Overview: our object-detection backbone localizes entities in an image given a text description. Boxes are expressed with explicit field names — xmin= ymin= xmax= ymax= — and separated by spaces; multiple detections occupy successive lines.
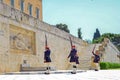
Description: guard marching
xmin=68 ymin=45 xmax=79 ymax=74
xmin=92 ymin=45 xmax=100 ymax=71
xmin=44 ymin=46 xmax=51 ymax=74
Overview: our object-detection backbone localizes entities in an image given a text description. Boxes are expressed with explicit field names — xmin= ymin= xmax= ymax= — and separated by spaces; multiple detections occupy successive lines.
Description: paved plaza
xmin=0 ymin=70 xmax=120 ymax=80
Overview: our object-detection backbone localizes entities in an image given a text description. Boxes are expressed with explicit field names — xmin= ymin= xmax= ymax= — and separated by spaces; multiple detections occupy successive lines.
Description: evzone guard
xmin=92 ymin=45 xmax=100 ymax=71
xmin=44 ymin=46 xmax=51 ymax=74
xmin=44 ymin=34 xmax=51 ymax=74
xmin=68 ymin=37 xmax=79 ymax=74
xmin=68 ymin=45 xmax=79 ymax=74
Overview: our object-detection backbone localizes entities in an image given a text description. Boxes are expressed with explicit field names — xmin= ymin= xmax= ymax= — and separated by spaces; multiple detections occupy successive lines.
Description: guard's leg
xmin=71 ymin=62 xmax=77 ymax=74
xmin=45 ymin=63 xmax=50 ymax=74
xmin=95 ymin=63 xmax=99 ymax=71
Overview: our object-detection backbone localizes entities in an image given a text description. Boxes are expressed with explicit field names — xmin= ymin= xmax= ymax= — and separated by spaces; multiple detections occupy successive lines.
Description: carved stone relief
xmin=9 ymin=25 xmax=36 ymax=54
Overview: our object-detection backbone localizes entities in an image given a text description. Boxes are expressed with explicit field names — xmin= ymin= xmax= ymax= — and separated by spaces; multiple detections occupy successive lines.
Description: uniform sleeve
xmin=44 ymin=51 xmax=46 ymax=60
xmin=92 ymin=51 xmax=95 ymax=55
xmin=68 ymin=51 xmax=72 ymax=58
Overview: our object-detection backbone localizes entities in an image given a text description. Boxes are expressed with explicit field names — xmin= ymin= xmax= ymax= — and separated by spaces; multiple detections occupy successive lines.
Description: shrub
xmin=100 ymin=62 xmax=120 ymax=69
xmin=100 ymin=62 xmax=108 ymax=69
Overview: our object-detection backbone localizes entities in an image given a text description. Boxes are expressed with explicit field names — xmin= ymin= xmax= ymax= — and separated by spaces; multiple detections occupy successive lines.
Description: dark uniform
xmin=75 ymin=56 xmax=79 ymax=64
xmin=68 ymin=48 xmax=79 ymax=64
xmin=92 ymin=52 xmax=100 ymax=63
xmin=92 ymin=51 xmax=100 ymax=71
xmin=44 ymin=48 xmax=51 ymax=62
xmin=68 ymin=46 xmax=79 ymax=74
xmin=44 ymin=47 xmax=51 ymax=74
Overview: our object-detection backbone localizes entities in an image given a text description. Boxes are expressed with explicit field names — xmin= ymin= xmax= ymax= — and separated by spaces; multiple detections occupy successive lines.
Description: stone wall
xmin=0 ymin=2 xmax=88 ymax=74
xmin=101 ymin=40 xmax=120 ymax=63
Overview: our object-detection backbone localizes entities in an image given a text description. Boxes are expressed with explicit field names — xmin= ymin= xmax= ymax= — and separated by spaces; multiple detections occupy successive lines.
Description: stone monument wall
xmin=0 ymin=2 xmax=88 ymax=73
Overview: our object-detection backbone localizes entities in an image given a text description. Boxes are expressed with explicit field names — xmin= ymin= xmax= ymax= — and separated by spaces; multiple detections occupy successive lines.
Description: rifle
xmin=92 ymin=44 xmax=96 ymax=53
xmin=45 ymin=34 xmax=48 ymax=48
xmin=69 ymin=36 xmax=73 ymax=49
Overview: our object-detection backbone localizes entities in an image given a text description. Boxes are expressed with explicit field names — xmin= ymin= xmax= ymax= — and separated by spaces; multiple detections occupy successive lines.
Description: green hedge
xmin=100 ymin=62 xmax=120 ymax=69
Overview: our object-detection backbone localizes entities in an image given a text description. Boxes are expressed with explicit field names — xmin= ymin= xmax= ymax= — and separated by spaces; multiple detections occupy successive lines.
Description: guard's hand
xmin=67 ymin=58 xmax=69 ymax=61
xmin=44 ymin=60 xmax=46 ymax=63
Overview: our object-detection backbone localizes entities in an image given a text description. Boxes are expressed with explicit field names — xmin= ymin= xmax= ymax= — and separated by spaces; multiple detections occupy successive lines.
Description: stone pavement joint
xmin=4 ymin=70 xmax=87 ymax=75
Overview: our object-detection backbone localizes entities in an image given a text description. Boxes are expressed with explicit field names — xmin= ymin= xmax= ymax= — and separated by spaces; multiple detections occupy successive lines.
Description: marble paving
xmin=0 ymin=70 xmax=120 ymax=80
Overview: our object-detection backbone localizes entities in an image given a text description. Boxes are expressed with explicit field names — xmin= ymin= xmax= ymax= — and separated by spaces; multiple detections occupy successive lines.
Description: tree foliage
xmin=55 ymin=23 xmax=70 ymax=33
xmin=93 ymin=33 xmax=120 ymax=51
xmin=93 ymin=28 xmax=101 ymax=41
xmin=100 ymin=62 xmax=120 ymax=69
xmin=78 ymin=28 xmax=82 ymax=39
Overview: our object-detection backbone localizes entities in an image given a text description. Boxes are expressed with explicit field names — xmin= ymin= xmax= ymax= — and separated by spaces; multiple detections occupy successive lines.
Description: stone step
xmin=20 ymin=67 xmax=56 ymax=72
